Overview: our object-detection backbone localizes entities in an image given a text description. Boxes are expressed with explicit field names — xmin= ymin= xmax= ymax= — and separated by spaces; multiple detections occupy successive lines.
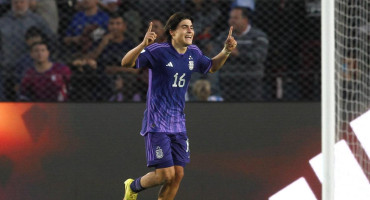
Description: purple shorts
xmin=144 ymin=132 xmax=190 ymax=169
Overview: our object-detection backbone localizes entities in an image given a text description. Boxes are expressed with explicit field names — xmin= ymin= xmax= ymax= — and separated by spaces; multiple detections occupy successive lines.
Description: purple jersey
xmin=20 ymin=63 xmax=71 ymax=101
xmin=135 ymin=42 xmax=212 ymax=135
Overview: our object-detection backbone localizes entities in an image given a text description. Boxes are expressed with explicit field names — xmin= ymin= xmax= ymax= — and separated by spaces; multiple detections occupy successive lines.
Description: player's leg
xmin=123 ymin=132 xmax=189 ymax=200
xmin=123 ymin=166 xmax=175 ymax=200
xmin=157 ymin=165 xmax=184 ymax=200
xmin=157 ymin=132 xmax=190 ymax=199
xmin=123 ymin=132 xmax=174 ymax=200
xmin=140 ymin=165 xmax=175 ymax=187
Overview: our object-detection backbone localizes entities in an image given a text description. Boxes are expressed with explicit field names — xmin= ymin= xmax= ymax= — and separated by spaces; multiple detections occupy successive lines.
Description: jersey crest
xmin=188 ymin=55 xmax=194 ymax=70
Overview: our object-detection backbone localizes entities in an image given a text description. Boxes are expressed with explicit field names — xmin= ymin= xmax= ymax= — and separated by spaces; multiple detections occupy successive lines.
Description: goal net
xmin=335 ymin=0 xmax=370 ymax=180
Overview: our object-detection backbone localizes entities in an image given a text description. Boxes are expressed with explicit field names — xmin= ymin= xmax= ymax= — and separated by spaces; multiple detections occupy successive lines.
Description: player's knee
xmin=175 ymin=169 xmax=184 ymax=182
xmin=156 ymin=167 xmax=176 ymax=184
xmin=162 ymin=171 xmax=176 ymax=184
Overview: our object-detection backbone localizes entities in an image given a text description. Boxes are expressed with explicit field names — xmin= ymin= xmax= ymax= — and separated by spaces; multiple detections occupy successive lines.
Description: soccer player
xmin=120 ymin=12 xmax=237 ymax=200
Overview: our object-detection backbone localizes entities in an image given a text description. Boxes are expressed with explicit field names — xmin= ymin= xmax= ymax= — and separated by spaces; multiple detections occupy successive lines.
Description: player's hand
xmin=101 ymin=33 xmax=114 ymax=46
xmin=142 ymin=22 xmax=157 ymax=47
xmin=224 ymin=26 xmax=237 ymax=54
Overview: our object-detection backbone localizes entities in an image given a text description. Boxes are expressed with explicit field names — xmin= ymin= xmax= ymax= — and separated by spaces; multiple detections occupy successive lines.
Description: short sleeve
xmin=189 ymin=45 xmax=212 ymax=74
xmin=197 ymin=55 xmax=212 ymax=74
xmin=135 ymin=49 xmax=153 ymax=69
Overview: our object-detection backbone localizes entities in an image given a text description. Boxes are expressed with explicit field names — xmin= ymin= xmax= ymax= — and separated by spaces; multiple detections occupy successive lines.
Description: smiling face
xmin=170 ymin=19 xmax=194 ymax=47
xmin=108 ymin=17 xmax=126 ymax=36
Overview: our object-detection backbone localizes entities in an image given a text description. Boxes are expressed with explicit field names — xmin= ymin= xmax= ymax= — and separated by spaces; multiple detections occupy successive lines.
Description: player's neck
xmin=35 ymin=61 xmax=53 ymax=73
xmin=171 ymin=41 xmax=188 ymax=54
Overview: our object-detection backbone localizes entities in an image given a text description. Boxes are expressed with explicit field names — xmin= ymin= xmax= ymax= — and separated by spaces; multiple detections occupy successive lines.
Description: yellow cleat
xmin=123 ymin=179 xmax=138 ymax=200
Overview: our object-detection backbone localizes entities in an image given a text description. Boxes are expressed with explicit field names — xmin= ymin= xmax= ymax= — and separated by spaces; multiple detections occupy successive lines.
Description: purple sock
xmin=130 ymin=177 xmax=145 ymax=193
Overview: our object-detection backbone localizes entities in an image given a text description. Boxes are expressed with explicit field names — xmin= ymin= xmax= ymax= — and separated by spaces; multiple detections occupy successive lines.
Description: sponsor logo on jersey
xmin=166 ymin=62 xmax=173 ymax=67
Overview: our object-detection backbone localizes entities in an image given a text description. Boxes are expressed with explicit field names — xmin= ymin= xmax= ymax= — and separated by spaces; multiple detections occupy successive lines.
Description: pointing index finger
xmin=228 ymin=26 xmax=233 ymax=38
xmin=147 ymin=22 xmax=153 ymax=33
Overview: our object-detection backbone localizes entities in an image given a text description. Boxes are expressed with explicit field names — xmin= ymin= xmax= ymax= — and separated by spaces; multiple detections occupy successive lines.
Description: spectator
xmin=192 ymin=79 xmax=223 ymax=101
xmin=68 ymin=54 xmax=98 ymax=101
xmin=13 ymin=27 xmax=51 ymax=96
xmin=14 ymin=27 xmax=48 ymax=85
xmin=98 ymin=0 xmax=120 ymax=13
xmin=90 ymin=13 xmax=136 ymax=100
xmin=90 ymin=13 xmax=134 ymax=61
xmin=63 ymin=0 xmax=109 ymax=55
xmin=0 ymin=0 xmax=54 ymax=68
xmin=231 ymin=0 xmax=255 ymax=11
xmin=19 ymin=42 xmax=71 ymax=101
xmin=29 ymin=0 xmax=59 ymax=34
xmin=214 ymin=6 xmax=268 ymax=101
xmin=0 ymin=0 xmax=55 ymax=100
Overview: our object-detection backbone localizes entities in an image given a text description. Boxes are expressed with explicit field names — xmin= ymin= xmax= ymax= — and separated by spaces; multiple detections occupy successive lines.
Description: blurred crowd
xmin=0 ymin=0 xmax=322 ymax=102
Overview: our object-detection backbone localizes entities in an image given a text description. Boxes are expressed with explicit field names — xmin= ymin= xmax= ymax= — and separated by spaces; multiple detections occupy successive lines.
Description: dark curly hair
xmin=164 ymin=12 xmax=193 ymax=42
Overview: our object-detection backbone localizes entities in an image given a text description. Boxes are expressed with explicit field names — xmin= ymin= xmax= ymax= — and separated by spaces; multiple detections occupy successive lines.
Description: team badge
xmin=188 ymin=56 xmax=194 ymax=70
xmin=189 ymin=61 xmax=194 ymax=70
xmin=155 ymin=146 xmax=163 ymax=159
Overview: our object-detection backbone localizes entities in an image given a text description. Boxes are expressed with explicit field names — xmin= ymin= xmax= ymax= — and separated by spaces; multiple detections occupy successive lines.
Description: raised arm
xmin=121 ymin=22 xmax=157 ymax=68
xmin=209 ymin=26 xmax=237 ymax=73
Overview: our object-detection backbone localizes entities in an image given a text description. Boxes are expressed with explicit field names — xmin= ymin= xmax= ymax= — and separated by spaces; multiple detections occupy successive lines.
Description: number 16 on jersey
xmin=172 ymin=73 xmax=186 ymax=87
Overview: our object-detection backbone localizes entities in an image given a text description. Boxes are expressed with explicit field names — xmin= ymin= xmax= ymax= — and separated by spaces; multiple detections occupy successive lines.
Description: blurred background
xmin=0 ymin=0 xmax=321 ymax=102
xmin=0 ymin=103 xmax=321 ymax=199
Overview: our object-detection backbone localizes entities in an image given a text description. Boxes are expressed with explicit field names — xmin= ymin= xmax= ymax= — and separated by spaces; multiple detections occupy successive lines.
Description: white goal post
xmin=322 ymin=0 xmax=370 ymax=200
xmin=321 ymin=0 xmax=335 ymax=199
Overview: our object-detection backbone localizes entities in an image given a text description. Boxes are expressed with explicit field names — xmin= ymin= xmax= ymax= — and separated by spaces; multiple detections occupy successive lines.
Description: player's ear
xmin=170 ymin=29 xmax=176 ymax=37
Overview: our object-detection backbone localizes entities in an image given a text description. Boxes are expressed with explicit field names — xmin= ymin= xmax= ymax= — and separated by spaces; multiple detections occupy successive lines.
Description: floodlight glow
xmin=350 ymin=109 xmax=370 ymax=157
xmin=309 ymin=140 xmax=370 ymax=200
xmin=269 ymin=177 xmax=317 ymax=200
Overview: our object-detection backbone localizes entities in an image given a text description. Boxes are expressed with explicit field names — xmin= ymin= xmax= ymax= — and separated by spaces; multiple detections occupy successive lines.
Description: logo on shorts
xmin=155 ymin=146 xmax=163 ymax=159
